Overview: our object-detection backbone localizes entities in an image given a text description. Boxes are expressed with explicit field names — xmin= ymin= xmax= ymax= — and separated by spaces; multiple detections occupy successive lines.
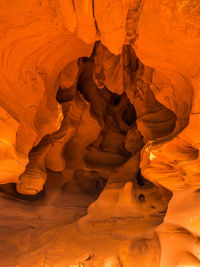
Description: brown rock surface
xmin=0 ymin=0 xmax=200 ymax=266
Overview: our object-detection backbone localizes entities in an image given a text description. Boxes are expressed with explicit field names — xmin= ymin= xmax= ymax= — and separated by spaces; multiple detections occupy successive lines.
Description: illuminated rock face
xmin=0 ymin=0 xmax=200 ymax=266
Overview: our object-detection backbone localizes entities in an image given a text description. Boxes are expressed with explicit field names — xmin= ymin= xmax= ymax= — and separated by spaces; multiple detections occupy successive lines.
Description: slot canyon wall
xmin=0 ymin=0 xmax=200 ymax=266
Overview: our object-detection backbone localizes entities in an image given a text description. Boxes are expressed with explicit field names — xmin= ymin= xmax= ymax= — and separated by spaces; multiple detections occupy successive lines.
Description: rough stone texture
xmin=0 ymin=0 xmax=200 ymax=266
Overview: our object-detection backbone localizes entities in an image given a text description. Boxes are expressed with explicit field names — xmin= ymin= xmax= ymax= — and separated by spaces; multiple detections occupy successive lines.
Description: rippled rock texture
xmin=0 ymin=0 xmax=200 ymax=266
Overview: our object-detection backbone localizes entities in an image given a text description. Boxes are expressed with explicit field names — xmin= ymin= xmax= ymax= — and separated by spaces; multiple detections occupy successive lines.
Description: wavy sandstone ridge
xmin=0 ymin=0 xmax=200 ymax=266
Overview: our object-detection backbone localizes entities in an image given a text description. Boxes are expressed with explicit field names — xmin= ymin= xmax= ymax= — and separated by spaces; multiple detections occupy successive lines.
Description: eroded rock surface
xmin=0 ymin=0 xmax=200 ymax=266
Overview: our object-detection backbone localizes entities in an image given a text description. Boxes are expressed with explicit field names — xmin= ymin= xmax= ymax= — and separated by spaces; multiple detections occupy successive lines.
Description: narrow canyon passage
xmin=0 ymin=42 xmax=173 ymax=266
xmin=1 ymin=1 xmax=200 ymax=266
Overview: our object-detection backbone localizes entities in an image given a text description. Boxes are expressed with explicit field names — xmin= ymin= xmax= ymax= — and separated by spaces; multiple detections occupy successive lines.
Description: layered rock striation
xmin=0 ymin=0 xmax=200 ymax=266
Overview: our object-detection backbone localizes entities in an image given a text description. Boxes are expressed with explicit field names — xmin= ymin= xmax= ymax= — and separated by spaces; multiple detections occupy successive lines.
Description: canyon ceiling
xmin=0 ymin=0 xmax=200 ymax=266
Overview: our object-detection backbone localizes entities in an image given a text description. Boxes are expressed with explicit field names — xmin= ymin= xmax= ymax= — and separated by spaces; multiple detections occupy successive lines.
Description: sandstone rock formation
xmin=0 ymin=0 xmax=200 ymax=266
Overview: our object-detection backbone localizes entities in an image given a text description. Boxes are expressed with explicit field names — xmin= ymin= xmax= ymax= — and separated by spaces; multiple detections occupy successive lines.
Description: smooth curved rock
xmin=0 ymin=0 xmax=200 ymax=266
